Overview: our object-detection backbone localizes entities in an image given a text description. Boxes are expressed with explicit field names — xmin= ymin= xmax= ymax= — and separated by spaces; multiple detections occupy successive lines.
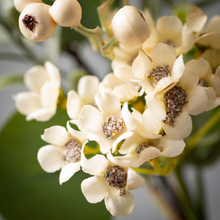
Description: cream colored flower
xmin=14 ymin=61 xmax=60 ymax=121
xmin=186 ymin=58 xmax=219 ymax=110
xmin=142 ymin=15 xmax=194 ymax=56
xmin=79 ymin=92 xmax=136 ymax=154
xmin=67 ymin=75 xmax=99 ymax=119
xmin=111 ymin=43 xmax=141 ymax=70
xmin=132 ymin=43 xmax=185 ymax=96
xmin=146 ymin=67 xmax=208 ymax=140
xmin=81 ymin=150 xmax=145 ymax=216
xmin=38 ymin=124 xmax=88 ymax=184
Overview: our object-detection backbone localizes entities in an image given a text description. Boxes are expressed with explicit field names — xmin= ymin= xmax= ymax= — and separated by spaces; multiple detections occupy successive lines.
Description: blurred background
xmin=1 ymin=0 xmax=220 ymax=220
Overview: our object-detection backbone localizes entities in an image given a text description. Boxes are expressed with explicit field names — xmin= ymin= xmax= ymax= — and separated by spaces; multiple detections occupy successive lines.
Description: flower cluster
xmin=13 ymin=1 xmax=220 ymax=217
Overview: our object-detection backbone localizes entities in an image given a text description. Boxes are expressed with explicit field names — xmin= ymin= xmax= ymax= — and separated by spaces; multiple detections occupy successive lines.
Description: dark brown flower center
xmin=104 ymin=165 xmax=127 ymax=190
xmin=62 ymin=139 xmax=81 ymax=163
xmin=163 ymin=86 xmax=188 ymax=126
xmin=164 ymin=40 xmax=176 ymax=48
xmin=148 ymin=65 xmax=171 ymax=87
xmin=22 ymin=14 xmax=38 ymax=32
xmin=135 ymin=141 xmax=161 ymax=156
xmin=103 ymin=116 xmax=125 ymax=139
xmin=198 ymin=79 xmax=208 ymax=87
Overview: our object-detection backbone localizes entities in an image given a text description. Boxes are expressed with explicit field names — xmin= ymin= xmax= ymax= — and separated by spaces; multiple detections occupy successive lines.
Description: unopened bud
xmin=49 ymin=0 xmax=82 ymax=28
xmin=19 ymin=3 xmax=57 ymax=42
xmin=111 ymin=6 xmax=151 ymax=47
xmin=14 ymin=0 xmax=42 ymax=13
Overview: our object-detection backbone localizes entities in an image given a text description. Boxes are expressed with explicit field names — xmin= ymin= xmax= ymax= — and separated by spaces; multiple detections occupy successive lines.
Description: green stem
xmin=195 ymin=167 xmax=206 ymax=220
xmin=187 ymin=109 xmax=220 ymax=149
xmin=174 ymin=166 xmax=198 ymax=220
xmin=123 ymin=0 xmax=130 ymax=6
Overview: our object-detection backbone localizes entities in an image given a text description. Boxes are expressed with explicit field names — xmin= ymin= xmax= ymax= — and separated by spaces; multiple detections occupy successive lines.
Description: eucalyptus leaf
xmin=0 ymin=109 xmax=110 ymax=220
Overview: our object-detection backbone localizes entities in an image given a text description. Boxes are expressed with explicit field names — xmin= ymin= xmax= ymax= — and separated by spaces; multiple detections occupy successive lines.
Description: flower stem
xmin=187 ymin=108 xmax=220 ymax=149
xmin=123 ymin=0 xmax=130 ymax=6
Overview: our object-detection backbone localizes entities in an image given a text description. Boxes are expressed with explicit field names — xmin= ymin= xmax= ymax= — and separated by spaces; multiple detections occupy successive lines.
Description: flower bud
xmin=111 ymin=6 xmax=151 ymax=47
xmin=19 ymin=3 xmax=57 ymax=42
xmin=14 ymin=0 xmax=43 ymax=13
xmin=49 ymin=0 xmax=82 ymax=28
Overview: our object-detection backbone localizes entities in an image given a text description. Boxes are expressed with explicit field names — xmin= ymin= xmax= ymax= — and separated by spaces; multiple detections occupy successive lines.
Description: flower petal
xmin=66 ymin=120 xmax=88 ymax=144
xmin=95 ymin=92 xmax=121 ymax=116
xmin=159 ymin=136 xmax=185 ymax=157
xmin=171 ymin=54 xmax=185 ymax=80
xmin=81 ymin=176 xmax=108 ymax=203
xmin=132 ymin=50 xmax=152 ymax=80
xmin=14 ymin=91 xmax=41 ymax=115
xmin=185 ymin=86 xmax=208 ymax=115
xmin=126 ymin=168 xmax=145 ymax=190
xmin=26 ymin=108 xmax=55 ymax=122
xmin=41 ymin=126 xmax=70 ymax=147
xmin=143 ymin=108 xmax=162 ymax=135
xmin=107 ymin=151 xmax=131 ymax=168
xmin=79 ymin=105 xmax=103 ymax=132
xmin=59 ymin=162 xmax=80 ymax=185
xmin=113 ymin=84 xmax=139 ymax=102
xmin=162 ymin=112 xmax=192 ymax=140
xmin=37 ymin=145 xmax=63 ymax=173
xmin=114 ymin=66 xmax=135 ymax=83
xmin=121 ymin=102 xmax=137 ymax=131
xmin=205 ymin=15 xmax=220 ymax=33
xmin=138 ymin=147 xmax=162 ymax=165
xmin=105 ymin=187 xmax=134 ymax=216
xmin=87 ymin=132 xmax=113 ymax=154
xmin=24 ymin=65 xmax=49 ymax=91
xmin=81 ymin=145 xmax=108 ymax=176
xmin=203 ymin=87 xmax=217 ymax=110
xmin=44 ymin=61 xmax=61 ymax=83
xmin=67 ymin=90 xmax=83 ymax=119
xmin=40 ymin=80 xmax=59 ymax=110
xmin=151 ymin=43 xmax=176 ymax=68
xmin=146 ymin=94 xmax=166 ymax=121
xmin=196 ymin=32 xmax=220 ymax=50
xmin=78 ymin=75 xmax=99 ymax=103
xmin=157 ymin=16 xmax=182 ymax=41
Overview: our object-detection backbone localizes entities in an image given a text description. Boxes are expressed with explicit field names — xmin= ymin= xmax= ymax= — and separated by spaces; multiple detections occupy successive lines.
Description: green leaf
xmin=0 ymin=74 xmax=23 ymax=90
xmin=0 ymin=109 xmax=110 ymax=220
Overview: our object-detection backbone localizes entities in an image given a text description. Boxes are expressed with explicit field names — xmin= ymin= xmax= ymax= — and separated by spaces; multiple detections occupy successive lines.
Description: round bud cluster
xmin=111 ymin=6 xmax=151 ymax=47
xmin=15 ymin=0 xmax=82 ymax=42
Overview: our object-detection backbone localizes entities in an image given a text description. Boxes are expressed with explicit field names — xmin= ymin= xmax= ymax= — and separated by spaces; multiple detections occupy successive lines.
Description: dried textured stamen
xmin=62 ymin=139 xmax=81 ymax=163
xmin=148 ymin=65 xmax=171 ymax=87
xmin=103 ymin=116 xmax=125 ymax=139
xmin=198 ymin=79 xmax=208 ymax=87
xmin=164 ymin=40 xmax=176 ymax=48
xmin=136 ymin=141 xmax=156 ymax=156
xmin=163 ymin=86 xmax=188 ymax=126
xmin=104 ymin=165 xmax=127 ymax=190
xmin=22 ymin=14 xmax=38 ymax=32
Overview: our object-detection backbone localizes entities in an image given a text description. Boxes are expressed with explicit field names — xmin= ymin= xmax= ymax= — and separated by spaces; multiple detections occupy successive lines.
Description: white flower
xmin=186 ymin=58 xmax=219 ymax=110
xmin=37 ymin=123 xmax=88 ymax=184
xmin=14 ymin=0 xmax=42 ymax=13
xmin=142 ymin=15 xmax=194 ymax=56
xmin=79 ymin=92 xmax=136 ymax=154
xmin=146 ymin=67 xmax=208 ymax=140
xmin=81 ymin=150 xmax=145 ymax=216
xmin=132 ymin=43 xmax=185 ymax=96
xmin=14 ymin=61 xmax=60 ymax=121
xmin=67 ymin=75 xmax=100 ymax=119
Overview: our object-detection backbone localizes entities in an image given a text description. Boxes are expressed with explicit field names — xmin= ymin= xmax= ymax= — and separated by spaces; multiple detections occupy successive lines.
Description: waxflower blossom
xmin=142 ymin=15 xmax=194 ymax=56
xmin=14 ymin=61 xmax=60 ymax=121
xmin=132 ymin=43 xmax=185 ymax=96
xmin=111 ymin=6 xmax=151 ymax=47
xmin=186 ymin=58 xmax=219 ymax=110
xmin=38 ymin=124 xmax=88 ymax=185
xmin=79 ymin=92 xmax=136 ymax=154
xmin=19 ymin=3 xmax=57 ymax=42
xmin=67 ymin=75 xmax=100 ymax=119
xmin=81 ymin=149 xmax=145 ymax=216
xmin=146 ymin=67 xmax=208 ymax=140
